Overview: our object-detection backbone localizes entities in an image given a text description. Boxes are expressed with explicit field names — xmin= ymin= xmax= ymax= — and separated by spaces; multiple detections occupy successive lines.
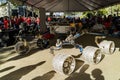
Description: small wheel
xmin=15 ymin=41 xmax=30 ymax=55
xmin=37 ymin=39 xmax=49 ymax=49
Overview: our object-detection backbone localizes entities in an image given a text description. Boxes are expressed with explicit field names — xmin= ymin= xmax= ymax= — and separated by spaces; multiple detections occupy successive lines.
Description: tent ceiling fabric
xmin=25 ymin=0 xmax=120 ymax=12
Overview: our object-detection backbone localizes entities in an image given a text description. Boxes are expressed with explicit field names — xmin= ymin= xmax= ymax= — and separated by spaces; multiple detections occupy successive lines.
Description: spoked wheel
xmin=15 ymin=42 xmax=30 ymax=55
xmin=37 ymin=39 xmax=49 ymax=49
xmin=82 ymin=46 xmax=102 ymax=64
xmin=52 ymin=53 xmax=76 ymax=75
xmin=98 ymin=40 xmax=115 ymax=54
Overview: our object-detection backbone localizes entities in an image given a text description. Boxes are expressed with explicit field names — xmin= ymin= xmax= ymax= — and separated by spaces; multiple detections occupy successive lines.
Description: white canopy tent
xmin=23 ymin=0 xmax=120 ymax=12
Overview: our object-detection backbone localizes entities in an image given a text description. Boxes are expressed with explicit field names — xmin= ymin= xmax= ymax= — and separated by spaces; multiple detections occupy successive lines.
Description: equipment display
xmin=15 ymin=38 xmax=49 ymax=55
xmin=15 ymin=29 xmax=50 ymax=55
xmin=55 ymin=33 xmax=81 ymax=50
xmin=52 ymin=35 xmax=116 ymax=75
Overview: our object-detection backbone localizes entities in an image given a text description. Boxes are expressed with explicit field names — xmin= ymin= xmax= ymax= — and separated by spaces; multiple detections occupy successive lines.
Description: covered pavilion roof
xmin=22 ymin=0 xmax=120 ymax=12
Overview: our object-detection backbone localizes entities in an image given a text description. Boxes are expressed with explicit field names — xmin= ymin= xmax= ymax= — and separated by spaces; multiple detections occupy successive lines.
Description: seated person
xmin=69 ymin=22 xmax=76 ymax=34
xmin=91 ymin=21 xmax=105 ymax=33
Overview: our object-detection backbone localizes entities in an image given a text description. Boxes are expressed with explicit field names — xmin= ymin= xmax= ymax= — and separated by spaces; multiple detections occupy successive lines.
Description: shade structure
xmin=22 ymin=0 xmax=120 ymax=12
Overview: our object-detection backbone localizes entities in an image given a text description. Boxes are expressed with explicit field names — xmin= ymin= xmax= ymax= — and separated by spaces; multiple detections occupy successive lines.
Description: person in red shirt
xmin=18 ymin=15 xmax=24 ymax=24
xmin=35 ymin=17 xmax=40 ymax=25
xmin=10 ymin=16 xmax=15 ymax=28
xmin=47 ymin=17 xmax=51 ymax=22
xmin=14 ymin=16 xmax=19 ymax=29
xmin=103 ymin=15 xmax=112 ymax=30
xmin=26 ymin=16 xmax=31 ymax=26
xmin=3 ymin=17 xmax=9 ymax=29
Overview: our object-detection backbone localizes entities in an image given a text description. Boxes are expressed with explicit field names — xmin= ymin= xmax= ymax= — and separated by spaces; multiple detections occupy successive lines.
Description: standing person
xmin=17 ymin=15 xmax=24 ymax=29
xmin=35 ymin=16 xmax=40 ymax=25
xmin=3 ymin=17 xmax=9 ymax=29
xmin=75 ymin=19 xmax=83 ymax=33
xmin=26 ymin=16 xmax=31 ymax=26
xmin=69 ymin=21 xmax=76 ymax=34
xmin=14 ymin=16 xmax=19 ymax=29
xmin=10 ymin=16 xmax=15 ymax=29
xmin=35 ymin=16 xmax=40 ymax=30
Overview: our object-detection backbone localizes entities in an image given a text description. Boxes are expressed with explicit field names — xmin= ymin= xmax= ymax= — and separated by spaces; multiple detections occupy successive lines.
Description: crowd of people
xmin=0 ymin=13 xmax=120 ymax=47
xmin=0 ymin=15 xmax=40 ymax=47
xmin=0 ymin=15 xmax=40 ymax=30
xmin=47 ymin=14 xmax=120 ymax=37
xmin=0 ymin=14 xmax=120 ymax=37
xmin=81 ymin=14 xmax=120 ymax=37
xmin=0 ymin=15 xmax=120 ymax=34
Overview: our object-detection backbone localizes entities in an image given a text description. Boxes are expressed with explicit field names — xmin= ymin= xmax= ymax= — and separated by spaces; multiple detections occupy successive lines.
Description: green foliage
xmin=0 ymin=2 xmax=7 ymax=7
xmin=82 ymin=9 xmax=108 ymax=18
xmin=81 ymin=4 xmax=120 ymax=18
xmin=96 ymin=9 xmax=108 ymax=16
xmin=81 ymin=11 xmax=94 ymax=18
xmin=8 ymin=0 xmax=22 ymax=6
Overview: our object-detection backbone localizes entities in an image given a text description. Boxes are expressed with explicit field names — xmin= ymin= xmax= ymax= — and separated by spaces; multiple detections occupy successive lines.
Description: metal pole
xmin=8 ymin=1 xmax=10 ymax=19
xmin=7 ymin=1 xmax=11 ymax=27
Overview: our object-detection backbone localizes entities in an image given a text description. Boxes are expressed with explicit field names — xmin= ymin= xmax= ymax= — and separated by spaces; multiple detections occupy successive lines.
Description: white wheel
xmin=83 ymin=46 xmax=102 ymax=64
xmin=98 ymin=40 xmax=115 ymax=54
xmin=15 ymin=41 xmax=30 ymax=55
xmin=52 ymin=53 xmax=76 ymax=75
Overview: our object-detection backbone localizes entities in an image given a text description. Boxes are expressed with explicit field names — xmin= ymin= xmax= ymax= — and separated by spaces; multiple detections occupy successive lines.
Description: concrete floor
xmin=0 ymin=34 xmax=120 ymax=80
